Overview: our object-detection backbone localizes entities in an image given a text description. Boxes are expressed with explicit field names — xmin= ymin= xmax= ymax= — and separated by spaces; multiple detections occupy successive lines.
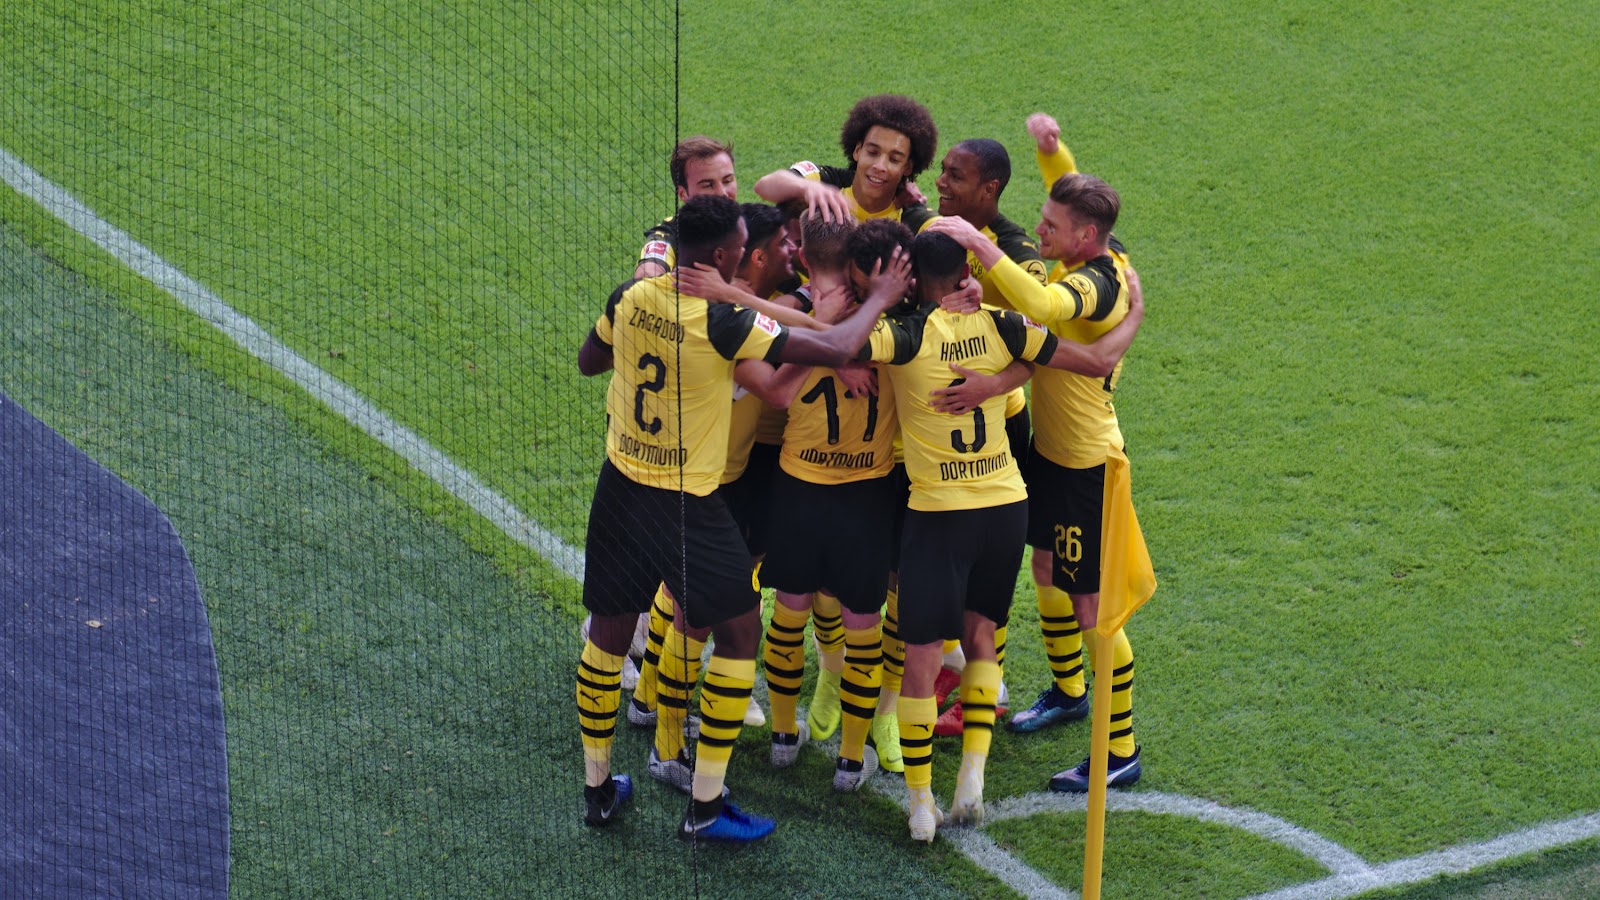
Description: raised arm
xmin=1026 ymin=112 xmax=1079 ymax=187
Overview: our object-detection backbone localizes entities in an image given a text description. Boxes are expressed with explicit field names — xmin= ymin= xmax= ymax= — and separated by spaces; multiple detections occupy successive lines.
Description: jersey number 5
xmin=947 ymin=378 xmax=987 ymax=453
xmin=633 ymin=353 xmax=666 ymax=435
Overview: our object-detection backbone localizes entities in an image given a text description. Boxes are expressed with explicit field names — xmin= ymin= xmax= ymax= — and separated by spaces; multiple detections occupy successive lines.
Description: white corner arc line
xmin=0 ymin=146 xmax=586 ymax=583
xmin=986 ymin=791 xmax=1372 ymax=878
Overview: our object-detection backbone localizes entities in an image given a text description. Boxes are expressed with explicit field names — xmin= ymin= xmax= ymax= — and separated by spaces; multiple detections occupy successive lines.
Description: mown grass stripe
xmin=0 ymin=144 xmax=586 ymax=583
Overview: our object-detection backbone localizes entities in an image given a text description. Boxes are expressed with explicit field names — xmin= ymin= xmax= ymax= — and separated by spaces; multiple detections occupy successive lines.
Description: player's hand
xmin=924 ymin=215 xmax=987 ymax=251
xmin=937 ymin=277 xmax=983 ymax=315
xmin=1026 ymin=113 xmax=1061 ymax=154
xmin=810 ymin=282 xmax=855 ymax=325
xmin=674 ymin=262 xmax=734 ymax=303
xmin=863 ymin=247 xmax=911 ymax=310
xmin=896 ymin=179 xmax=927 ymax=208
xmin=1123 ymin=264 xmax=1144 ymax=321
xmin=836 ymin=361 xmax=878 ymax=397
xmin=929 ymin=363 xmax=998 ymax=414
xmin=804 ymin=181 xmax=854 ymax=224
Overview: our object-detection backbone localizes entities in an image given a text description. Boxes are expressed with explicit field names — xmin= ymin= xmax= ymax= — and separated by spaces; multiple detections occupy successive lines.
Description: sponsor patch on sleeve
xmin=1064 ymin=272 xmax=1097 ymax=300
xmin=754 ymin=313 xmax=781 ymax=336
xmin=641 ymin=240 xmax=671 ymax=262
xmin=790 ymin=160 xmax=820 ymax=178
xmin=1022 ymin=316 xmax=1046 ymax=332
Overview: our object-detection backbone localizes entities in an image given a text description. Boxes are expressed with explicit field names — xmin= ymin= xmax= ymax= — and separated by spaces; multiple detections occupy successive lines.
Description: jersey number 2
xmin=633 ymin=353 xmax=666 ymax=435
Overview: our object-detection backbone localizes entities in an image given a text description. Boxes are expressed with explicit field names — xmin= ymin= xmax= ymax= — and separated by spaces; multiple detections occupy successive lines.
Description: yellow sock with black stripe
xmin=653 ymin=625 xmax=705 ymax=763
xmin=630 ymin=585 xmax=673 ymax=710
xmin=763 ymin=603 xmax=810 ymax=735
xmin=692 ymin=656 xmax=755 ymax=802
xmin=577 ymin=640 xmax=624 ymax=787
xmin=959 ymin=660 xmax=1000 ymax=758
xmin=1038 ymin=584 xmax=1086 ymax=698
xmin=1086 ymin=628 xmax=1137 ymax=757
xmin=880 ymin=586 xmax=904 ymax=699
xmin=839 ymin=623 xmax=883 ymax=764
xmin=897 ymin=694 xmax=937 ymax=792
xmin=994 ymin=625 xmax=1009 ymax=674
xmin=812 ymin=591 xmax=845 ymax=672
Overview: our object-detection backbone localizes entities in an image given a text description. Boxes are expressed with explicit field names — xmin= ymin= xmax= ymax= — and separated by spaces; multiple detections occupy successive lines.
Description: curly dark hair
xmin=676 ymin=195 xmax=743 ymax=254
xmin=838 ymin=94 xmax=938 ymax=178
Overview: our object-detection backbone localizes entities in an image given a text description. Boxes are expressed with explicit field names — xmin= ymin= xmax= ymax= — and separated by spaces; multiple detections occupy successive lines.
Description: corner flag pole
xmin=1081 ymin=627 xmax=1115 ymax=900
xmin=1082 ymin=444 xmax=1157 ymax=900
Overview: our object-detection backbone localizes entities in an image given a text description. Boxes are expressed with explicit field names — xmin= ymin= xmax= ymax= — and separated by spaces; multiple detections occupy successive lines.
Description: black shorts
xmin=761 ymin=470 xmax=894 ymax=615
xmin=1024 ymin=449 xmax=1106 ymax=595
xmin=727 ymin=441 xmax=780 ymax=558
xmin=582 ymin=459 xmax=759 ymax=630
xmin=1005 ymin=407 xmax=1032 ymax=474
xmin=885 ymin=462 xmax=910 ymax=571
xmin=896 ymin=499 xmax=1027 ymax=645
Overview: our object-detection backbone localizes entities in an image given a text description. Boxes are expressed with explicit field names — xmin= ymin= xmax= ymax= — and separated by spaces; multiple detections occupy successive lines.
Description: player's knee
xmin=1030 ymin=548 xmax=1053 ymax=586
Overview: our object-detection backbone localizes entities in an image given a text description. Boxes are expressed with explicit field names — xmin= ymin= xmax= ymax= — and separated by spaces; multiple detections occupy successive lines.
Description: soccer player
xmin=624 ymin=203 xmax=801 ymax=736
xmin=921 ymin=137 xmax=1052 ymax=736
xmin=751 ymin=213 xmax=907 ymax=792
xmin=860 ymin=228 xmax=1144 ymax=841
xmin=575 ymin=194 xmax=910 ymax=839
xmin=633 ymin=136 xmax=739 ymax=280
xmin=752 ymin=93 xmax=940 ymax=230
xmin=928 ymin=150 xmax=1148 ymax=791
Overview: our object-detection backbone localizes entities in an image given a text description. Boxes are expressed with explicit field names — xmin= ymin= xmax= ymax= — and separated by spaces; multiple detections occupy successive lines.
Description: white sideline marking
xmin=0 ymin=147 xmax=587 ymax=583
xmin=8 ymin=142 xmax=1600 ymax=899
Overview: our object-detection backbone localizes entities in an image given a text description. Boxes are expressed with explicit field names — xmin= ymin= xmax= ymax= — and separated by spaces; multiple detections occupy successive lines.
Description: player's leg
xmin=1045 ymin=463 xmax=1141 ymax=791
xmin=757 ymin=470 xmax=826 ymax=766
xmin=576 ymin=461 xmax=660 ymax=825
xmin=806 ymin=590 xmax=846 ymax=739
xmin=828 ymin=476 xmax=893 ymax=790
xmin=949 ymin=498 xmax=1027 ymax=826
xmin=895 ymin=507 xmax=976 ymax=842
xmin=678 ymin=492 xmax=777 ymax=842
xmin=764 ymin=591 xmax=813 ymax=766
xmin=1010 ymin=453 xmax=1090 ymax=733
xmin=627 ymin=583 xmax=675 ymax=727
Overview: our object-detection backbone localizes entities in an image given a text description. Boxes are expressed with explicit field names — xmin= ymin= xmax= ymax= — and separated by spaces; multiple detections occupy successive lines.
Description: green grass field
xmin=3 ymin=0 xmax=1598 ymax=896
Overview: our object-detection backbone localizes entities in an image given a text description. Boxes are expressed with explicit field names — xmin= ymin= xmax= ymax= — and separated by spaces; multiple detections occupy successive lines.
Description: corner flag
xmin=1083 ymin=443 xmax=1156 ymax=900
xmin=1094 ymin=444 xmax=1156 ymax=637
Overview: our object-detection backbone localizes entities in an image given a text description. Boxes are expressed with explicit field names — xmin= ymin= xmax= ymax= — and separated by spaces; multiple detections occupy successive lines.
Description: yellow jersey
xmin=594 ymin=274 xmax=788 ymax=496
xmin=865 ymin=304 xmax=1058 ymax=511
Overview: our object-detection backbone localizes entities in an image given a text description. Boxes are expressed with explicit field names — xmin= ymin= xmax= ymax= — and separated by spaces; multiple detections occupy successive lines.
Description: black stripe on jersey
xmin=871 ymin=302 xmax=934 ymax=365
xmin=707 ymin=302 xmax=757 ymax=360
xmin=820 ymin=164 xmax=854 ymax=188
xmin=991 ymin=213 xmax=1045 ymax=267
xmin=706 ymin=301 xmax=791 ymax=365
xmin=900 ymin=203 xmax=936 ymax=234
xmin=643 ymin=216 xmax=677 ymax=242
xmin=789 ymin=284 xmax=814 ymax=316
xmin=1080 ymin=256 xmax=1123 ymax=322
xmin=988 ymin=309 xmax=1059 ymax=363
xmin=1109 ymin=233 xmax=1128 ymax=257
xmin=603 ymin=278 xmax=642 ymax=328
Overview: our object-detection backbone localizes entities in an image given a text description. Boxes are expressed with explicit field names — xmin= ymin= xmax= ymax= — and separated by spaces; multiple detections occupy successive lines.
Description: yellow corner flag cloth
xmin=1096 ymin=444 xmax=1156 ymax=637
